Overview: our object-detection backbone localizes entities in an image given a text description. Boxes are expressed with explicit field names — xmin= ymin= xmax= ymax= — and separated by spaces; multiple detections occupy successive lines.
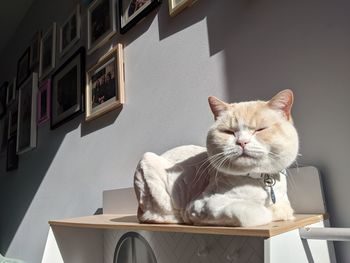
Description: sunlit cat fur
xmin=134 ymin=90 xmax=299 ymax=226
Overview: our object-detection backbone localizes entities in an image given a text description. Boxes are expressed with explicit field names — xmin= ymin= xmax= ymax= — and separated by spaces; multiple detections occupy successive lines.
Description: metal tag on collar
xmin=263 ymin=174 xmax=276 ymax=204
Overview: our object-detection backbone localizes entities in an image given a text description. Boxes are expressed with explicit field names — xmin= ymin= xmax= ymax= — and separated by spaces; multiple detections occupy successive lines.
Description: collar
xmin=246 ymin=169 xmax=287 ymax=179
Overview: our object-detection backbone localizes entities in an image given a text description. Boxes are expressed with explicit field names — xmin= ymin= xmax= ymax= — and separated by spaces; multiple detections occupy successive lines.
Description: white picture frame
xmin=59 ymin=5 xmax=81 ymax=57
xmin=17 ymin=73 xmax=38 ymax=154
xmin=87 ymin=0 xmax=116 ymax=54
xmin=39 ymin=23 xmax=57 ymax=80
xmin=86 ymin=44 xmax=125 ymax=121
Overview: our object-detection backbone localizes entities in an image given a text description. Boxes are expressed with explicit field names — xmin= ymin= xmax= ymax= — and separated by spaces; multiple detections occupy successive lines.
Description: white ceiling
xmin=0 ymin=0 xmax=36 ymax=54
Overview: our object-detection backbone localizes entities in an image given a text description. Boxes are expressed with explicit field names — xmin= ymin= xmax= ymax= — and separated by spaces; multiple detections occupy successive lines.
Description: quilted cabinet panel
xmin=104 ymin=230 xmax=264 ymax=263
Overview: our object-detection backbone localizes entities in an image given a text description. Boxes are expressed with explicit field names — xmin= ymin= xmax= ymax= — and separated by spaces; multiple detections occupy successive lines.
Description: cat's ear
xmin=208 ymin=96 xmax=229 ymax=120
xmin=268 ymin=89 xmax=294 ymax=120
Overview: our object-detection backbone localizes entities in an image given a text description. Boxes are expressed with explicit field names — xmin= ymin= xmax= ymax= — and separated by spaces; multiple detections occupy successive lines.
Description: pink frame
xmin=37 ymin=79 xmax=51 ymax=125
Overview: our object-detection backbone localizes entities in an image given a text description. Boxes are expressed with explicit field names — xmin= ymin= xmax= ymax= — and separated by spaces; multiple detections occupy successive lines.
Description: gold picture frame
xmin=168 ymin=0 xmax=197 ymax=17
xmin=85 ymin=44 xmax=125 ymax=121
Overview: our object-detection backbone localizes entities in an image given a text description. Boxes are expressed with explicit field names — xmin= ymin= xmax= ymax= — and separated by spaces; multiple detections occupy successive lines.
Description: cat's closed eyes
xmin=134 ymin=90 xmax=298 ymax=226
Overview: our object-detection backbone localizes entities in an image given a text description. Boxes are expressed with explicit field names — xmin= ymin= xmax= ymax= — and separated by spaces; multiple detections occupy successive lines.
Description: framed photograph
xmin=6 ymin=78 xmax=16 ymax=106
xmin=17 ymin=73 xmax=38 ymax=154
xmin=0 ymin=81 xmax=8 ymax=119
xmin=7 ymin=135 xmax=18 ymax=171
xmin=16 ymin=48 xmax=31 ymax=88
xmin=168 ymin=0 xmax=196 ymax=16
xmin=59 ymin=5 xmax=81 ymax=56
xmin=86 ymin=44 xmax=125 ymax=121
xmin=30 ymin=31 xmax=41 ymax=69
xmin=119 ymin=0 xmax=161 ymax=34
xmin=51 ymin=47 xmax=85 ymax=129
xmin=8 ymin=105 xmax=18 ymax=139
xmin=87 ymin=0 xmax=116 ymax=54
xmin=39 ymin=23 xmax=57 ymax=80
xmin=37 ymin=79 xmax=51 ymax=125
xmin=0 ymin=114 xmax=9 ymax=153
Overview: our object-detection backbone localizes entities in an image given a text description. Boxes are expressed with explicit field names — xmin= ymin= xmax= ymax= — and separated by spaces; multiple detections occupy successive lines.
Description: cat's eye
xmin=255 ymin=127 xmax=267 ymax=132
xmin=222 ymin=129 xmax=235 ymax=135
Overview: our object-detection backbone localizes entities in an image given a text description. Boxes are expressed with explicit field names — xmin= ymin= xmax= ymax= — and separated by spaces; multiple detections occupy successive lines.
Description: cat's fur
xmin=134 ymin=90 xmax=298 ymax=226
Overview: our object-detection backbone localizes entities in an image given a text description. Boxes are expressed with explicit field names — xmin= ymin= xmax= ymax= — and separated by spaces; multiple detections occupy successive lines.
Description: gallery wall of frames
xmin=0 ymin=0 xmax=198 ymax=172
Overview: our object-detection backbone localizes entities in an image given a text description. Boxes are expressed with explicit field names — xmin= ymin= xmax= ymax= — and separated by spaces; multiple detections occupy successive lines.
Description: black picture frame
xmin=7 ymin=135 xmax=19 ymax=171
xmin=50 ymin=47 xmax=85 ymax=129
xmin=16 ymin=48 xmax=31 ymax=88
xmin=0 ymin=81 xmax=8 ymax=119
xmin=30 ymin=31 xmax=41 ymax=69
xmin=118 ymin=0 xmax=161 ymax=34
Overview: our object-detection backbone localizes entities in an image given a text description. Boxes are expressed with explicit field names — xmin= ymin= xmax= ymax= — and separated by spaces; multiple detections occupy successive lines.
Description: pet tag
xmin=263 ymin=174 xmax=276 ymax=204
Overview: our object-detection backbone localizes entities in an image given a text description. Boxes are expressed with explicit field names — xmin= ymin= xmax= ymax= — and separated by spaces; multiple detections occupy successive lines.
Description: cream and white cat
xmin=134 ymin=90 xmax=298 ymax=227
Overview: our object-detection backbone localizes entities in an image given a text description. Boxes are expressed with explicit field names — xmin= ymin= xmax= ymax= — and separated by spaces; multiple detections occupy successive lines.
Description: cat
xmin=134 ymin=90 xmax=299 ymax=227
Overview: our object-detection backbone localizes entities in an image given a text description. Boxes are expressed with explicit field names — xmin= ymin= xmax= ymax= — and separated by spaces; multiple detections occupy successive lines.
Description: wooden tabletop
xmin=49 ymin=213 xmax=326 ymax=237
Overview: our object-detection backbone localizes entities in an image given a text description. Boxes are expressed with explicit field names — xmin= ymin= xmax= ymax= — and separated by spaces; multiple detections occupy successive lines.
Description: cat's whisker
xmin=194 ymin=153 xmax=226 ymax=184
xmin=213 ymin=155 xmax=231 ymax=188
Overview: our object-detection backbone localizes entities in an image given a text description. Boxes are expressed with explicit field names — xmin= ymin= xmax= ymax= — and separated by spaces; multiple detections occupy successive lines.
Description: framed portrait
xmin=37 ymin=79 xmax=51 ymax=125
xmin=7 ymin=135 xmax=18 ymax=171
xmin=39 ymin=23 xmax=57 ymax=80
xmin=51 ymin=47 xmax=85 ymax=129
xmin=30 ymin=31 xmax=41 ymax=69
xmin=0 ymin=81 xmax=8 ymax=119
xmin=59 ymin=5 xmax=81 ymax=56
xmin=0 ymin=114 xmax=9 ymax=153
xmin=8 ymin=104 xmax=18 ymax=139
xmin=17 ymin=73 xmax=38 ymax=154
xmin=119 ymin=0 xmax=161 ymax=34
xmin=168 ymin=0 xmax=196 ymax=16
xmin=87 ymin=0 xmax=116 ymax=54
xmin=86 ymin=44 xmax=125 ymax=121
xmin=16 ymin=48 xmax=31 ymax=88
xmin=6 ymin=78 xmax=16 ymax=106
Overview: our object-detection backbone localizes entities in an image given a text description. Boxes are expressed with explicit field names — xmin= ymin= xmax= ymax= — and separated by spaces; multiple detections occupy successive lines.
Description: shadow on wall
xmin=0 ymin=117 xmax=80 ymax=255
xmin=0 ymin=1 xmax=157 ymax=256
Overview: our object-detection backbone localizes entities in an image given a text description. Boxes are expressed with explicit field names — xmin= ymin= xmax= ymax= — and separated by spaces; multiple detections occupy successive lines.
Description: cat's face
xmin=206 ymin=90 xmax=299 ymax=175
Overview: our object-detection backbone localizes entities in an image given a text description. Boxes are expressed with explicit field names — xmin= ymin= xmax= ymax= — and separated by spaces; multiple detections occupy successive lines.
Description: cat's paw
xmin=185 ymin=200 xmax=208 ymax=223
xmin=270 ymin=202 xmax=295 ymax=221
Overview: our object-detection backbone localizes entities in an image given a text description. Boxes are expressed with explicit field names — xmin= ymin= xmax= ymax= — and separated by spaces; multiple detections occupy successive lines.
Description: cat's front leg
xmin=185 ymin=195 xmax=273 ymax=227
xmin=185 ymin=196 xmax=241 ymax=226
xmin=269 ymin=200 xmax=295 ymax=221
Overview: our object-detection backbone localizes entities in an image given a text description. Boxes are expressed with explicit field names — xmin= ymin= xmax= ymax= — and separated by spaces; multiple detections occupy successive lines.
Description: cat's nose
xmin=236 ymin=139 xmax=250 ymax=148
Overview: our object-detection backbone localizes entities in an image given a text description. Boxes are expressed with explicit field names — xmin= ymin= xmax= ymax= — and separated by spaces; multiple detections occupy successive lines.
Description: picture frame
xmin=87 ymin=0 xmax=116 ymax=54
xmin=39 ymin=23 xmax=57 ymax=80
xmin=16 ymin=48 xmax=31 ymax=88
xmin=51 ymin=47 xmax=85 ymax=129
xmin=7 ymin=135 xmax=18 ymax=171
xmin=0 ymin=114 xmax=9 ymax=153
xmin=59 ymin=5 xmax=81 ymax=57
xmin=0 ymin=81 xmax=8 ymax=119
xmin=86 ymin=44 xmax=125 ymax=121
xmin=37 ymin=79 xmax=51 ymax=125
xmin=8 ymin=103 xmax=18 ymax=140
xmin=6 ymin=78 xmax=16 ymax=106
xmin=17 ymin=73 xmax=38 ymax=154
xmin=119 ymin=0 xmax=161 ymax=34
xmin=30 ymin=31 xmax=41 ymax=69
xmin=168 ymin=0 xmax=196 ymax=16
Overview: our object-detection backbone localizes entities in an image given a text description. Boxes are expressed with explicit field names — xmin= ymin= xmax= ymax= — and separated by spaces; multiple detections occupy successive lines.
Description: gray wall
xmin=1 ymin=0 xmax=350 ymax=262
